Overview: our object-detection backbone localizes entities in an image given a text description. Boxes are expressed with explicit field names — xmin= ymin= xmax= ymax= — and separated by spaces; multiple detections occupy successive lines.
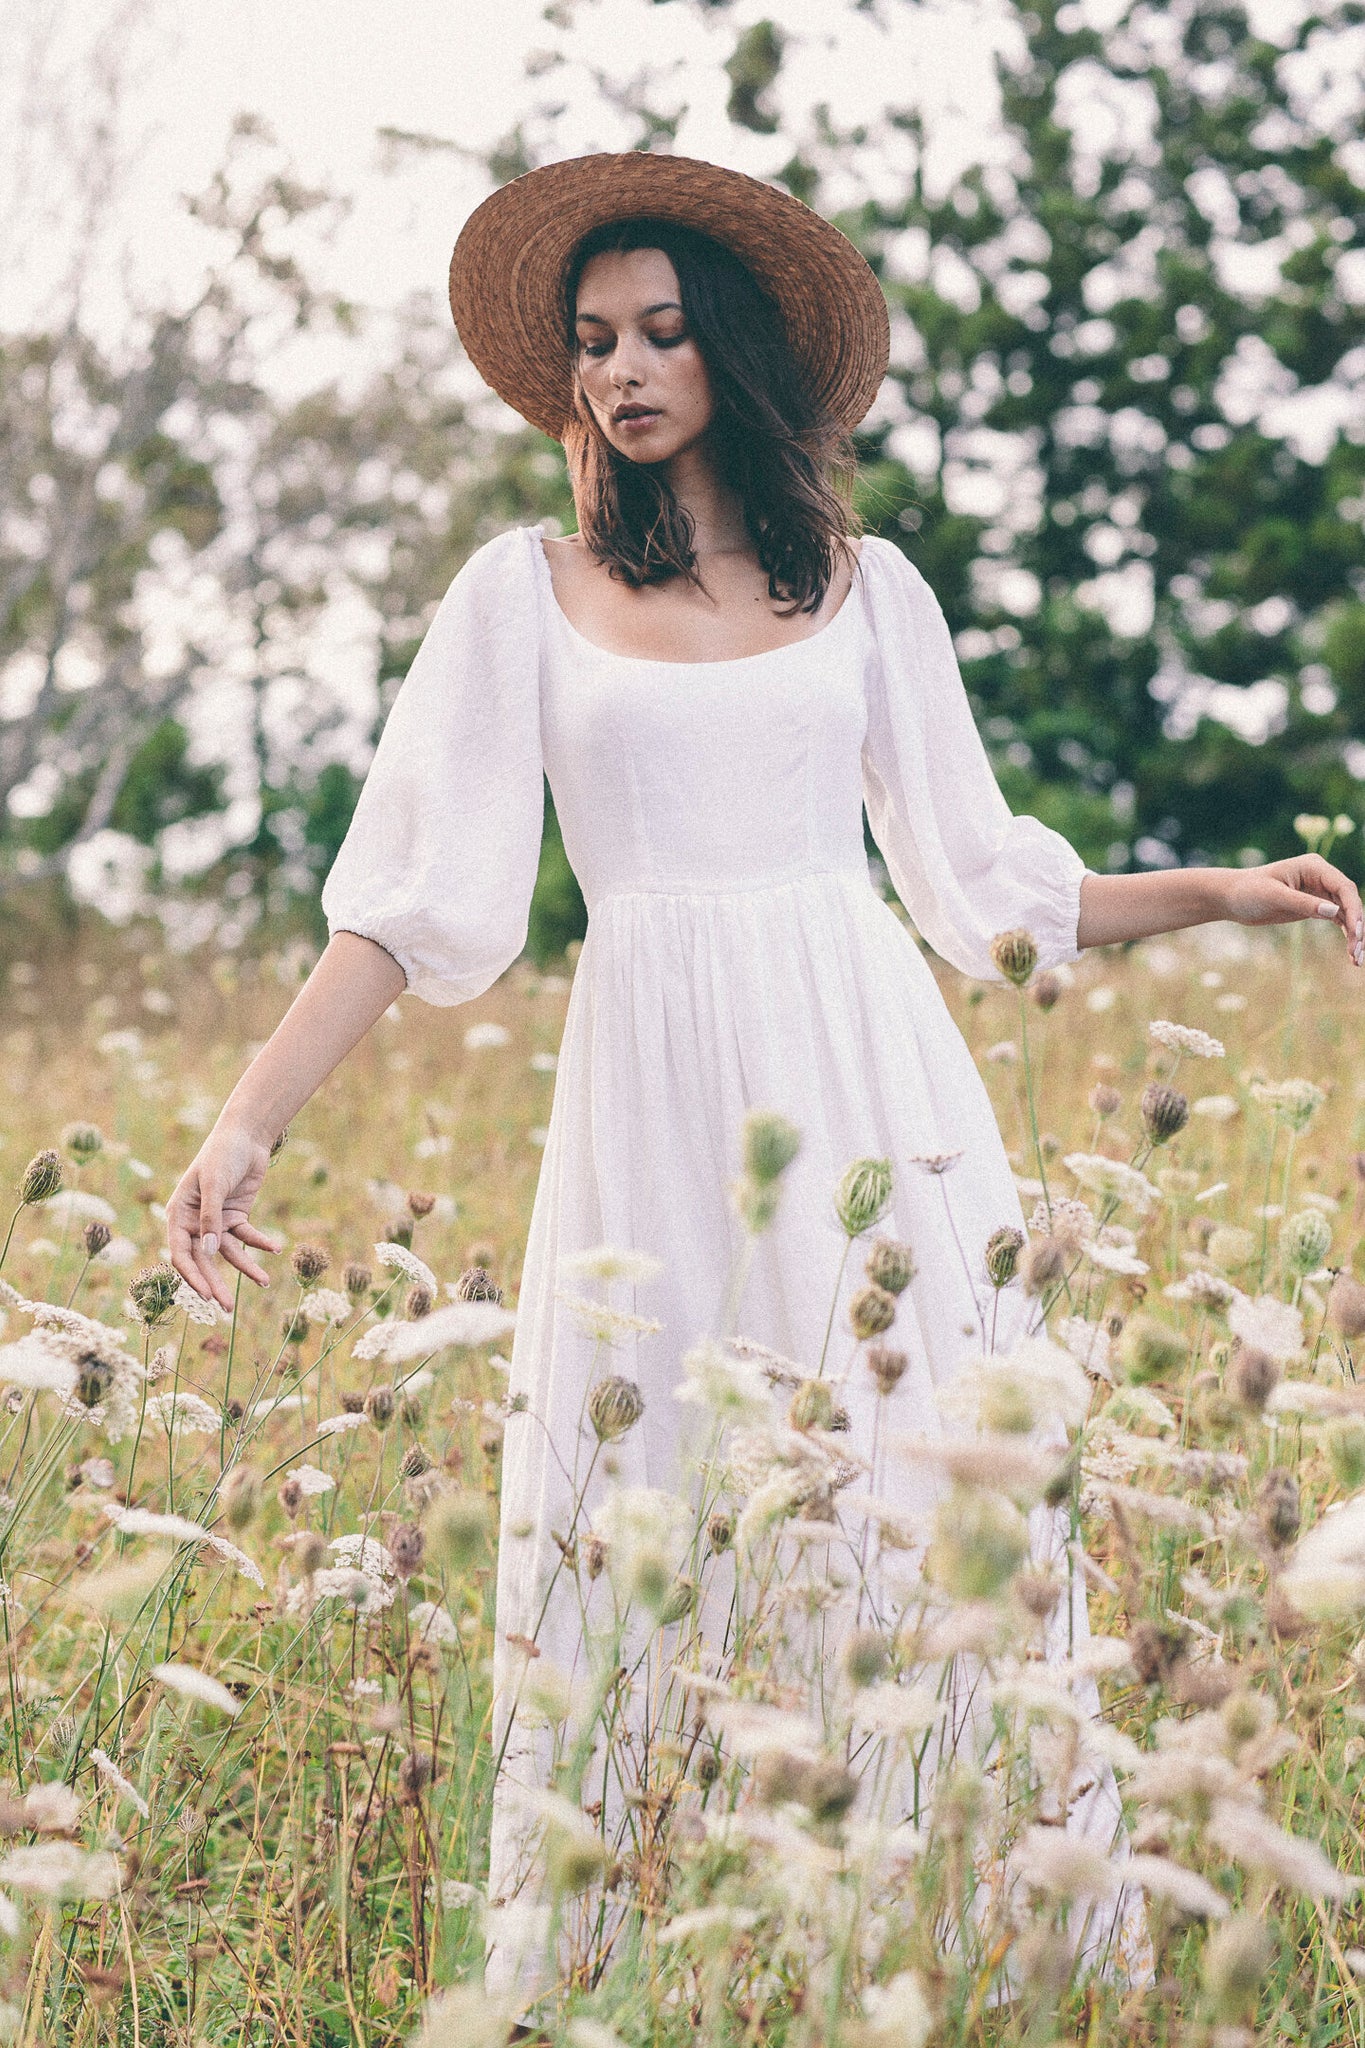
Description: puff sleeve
xmin=858 ymin=536 xmax=1090 ymax=980
xmin=320 ymin=525 xmax=545 ymax=1006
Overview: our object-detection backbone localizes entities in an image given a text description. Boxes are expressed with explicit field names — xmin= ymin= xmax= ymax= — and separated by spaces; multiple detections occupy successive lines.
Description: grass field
xmin=1 ymin=904 xmax=1364 ymax=2046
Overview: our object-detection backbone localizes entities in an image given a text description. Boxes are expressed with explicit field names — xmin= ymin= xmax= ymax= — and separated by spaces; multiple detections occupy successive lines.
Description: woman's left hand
xmin=1222 ymin=855 xmax=1364 ymax=965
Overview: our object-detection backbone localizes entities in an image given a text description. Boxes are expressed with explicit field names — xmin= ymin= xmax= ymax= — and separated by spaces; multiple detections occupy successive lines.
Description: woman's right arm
xmin=167 ymin=932 xmax=406 ymax=1310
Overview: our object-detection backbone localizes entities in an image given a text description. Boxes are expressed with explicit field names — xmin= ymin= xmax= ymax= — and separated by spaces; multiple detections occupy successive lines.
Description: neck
xmin=660 ymin=440 xmax=748 ymax=558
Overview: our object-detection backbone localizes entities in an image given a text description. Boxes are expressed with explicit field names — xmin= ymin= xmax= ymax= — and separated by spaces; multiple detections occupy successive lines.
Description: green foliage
xmin=111 ymin=720 xmax=225 ymax=844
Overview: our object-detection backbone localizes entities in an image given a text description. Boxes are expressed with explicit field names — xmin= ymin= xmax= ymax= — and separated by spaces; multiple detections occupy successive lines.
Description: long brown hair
xmin=563 ymin=217 xmax=857 ymax=615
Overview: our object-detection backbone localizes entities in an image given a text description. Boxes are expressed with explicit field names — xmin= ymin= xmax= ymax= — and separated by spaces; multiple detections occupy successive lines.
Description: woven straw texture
xmin=448 ymin=152 xmax=890 ymax=440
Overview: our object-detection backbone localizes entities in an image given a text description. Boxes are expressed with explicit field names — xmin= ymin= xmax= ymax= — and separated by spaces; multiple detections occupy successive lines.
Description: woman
xmin=169 ymin=154 xmax=1362 ymax=2007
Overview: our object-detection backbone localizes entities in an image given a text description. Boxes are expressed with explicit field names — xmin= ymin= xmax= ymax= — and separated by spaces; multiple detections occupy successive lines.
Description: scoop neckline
xmin=532 ymin=525 xmax=863 ymax=670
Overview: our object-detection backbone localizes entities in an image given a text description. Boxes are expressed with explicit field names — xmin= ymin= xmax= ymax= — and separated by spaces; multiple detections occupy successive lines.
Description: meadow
xmin=1 ymin=895 xmax=1364 ymax=2046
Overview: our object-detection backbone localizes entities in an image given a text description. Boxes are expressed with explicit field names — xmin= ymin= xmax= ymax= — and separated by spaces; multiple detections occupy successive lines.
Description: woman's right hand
xmin=167 ymin=1121 xmax=282 ymax=1312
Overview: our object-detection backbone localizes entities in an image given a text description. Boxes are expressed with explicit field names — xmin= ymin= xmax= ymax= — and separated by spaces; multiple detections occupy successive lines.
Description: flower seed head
xmin=396 ymin=1751 xmax=434 ymax=1806
xmin=278 ymin=1476 xmax=304 ymax=1519
xmin=1329 ymin=1274 xmax=1365 ymax=1340
xmin=741 ymin=1110 xmax=802 ymax=1186
xmin=1202 ymin=1914 xmax=1274 ymax=2024
xmin=407 ymin=1191 xmax=437 ymax=1218
xmin=1256 ymin=1466 xmax=1300 ymax=1549
xmin=706 ymin=1510 xmax=733 ymax=1556
xmin=82 ymin=1220 xmax=111 ymax=1257
xmin=1031 ymin=969 xmax=1063 ymax=1012
xmin=834 ymin=1158 xmax=894 ymax=1238
xmin=295 ymin=1529 xmax=328 ymax=1576
xmin=389 ymin=1523 xmax=425 ymax=1579
xmin=583 ymin=1532 xmax=607 ymax=1580
xmin=985 ymin=1225 xmax=1026 ymax=1289
xmin=19 ymin=1149 xmax=63 ymax=1206
xmin=1118 ymin=1314 xmax=1188 ymax=1386
xmin=220 ymin=1464 xmax=261 ymax=1532
xmin=788 ymin=1378 xmax=836 ymax=1432
xmin=841 ymin=1627 xmax=890 ymax=1688
xmin=269 ymin=1125 xmax=290 ymax=1158
xmin=989 ymin=927 xmax=1038 ymax=987
xmin=280 ymin=1310 xmax=309 ymax=1347
xmin=1140 ymin=1082 xmax=1189 ymax=1145
xmin=62 ymin=1122 xmax=104 ymax=1162
xmin=365 ymin=1386 xmax=395 ymax=1430
xmin=290 ymin=1243 xmax=330 ymax=1284
xmin=801 ymin=1757 xmax=858 ymax=1824
xmin=425 ymin=1489 xmax=489 ymax=1572
xmin=866 ymin=1345 xmax=909 ymax=1396
xmin=455 ymin=1266 xmax=503 ymax=1303
xmin=849 ymin=1283 xmax=897 ymax=1342
xmin=1228 ymin=1341 xmax=1281 ymax=1414
xmin=865 ymin=1236 xmax=915 ymax=1295
xmin=405 ymin=1283 xmax=433 ymax=1319
xmin=341 ymin=1262 xmax=373 ymax=1300
xmin=1019 ymin=1234 xmax=1066 ymax=1298
xmin=1279 ymin=1208 xmax=1331 ymax=1278
xmin=400 ymin=1445 xmax=432 ymax=1480
xmin=128 ymin=1262 xmax=179 ymax=1327
xmin=1088 ymin=1082 xmax=1121 ymax=1119
xmin=587 ymin=1376 xmax=645 ymax=1443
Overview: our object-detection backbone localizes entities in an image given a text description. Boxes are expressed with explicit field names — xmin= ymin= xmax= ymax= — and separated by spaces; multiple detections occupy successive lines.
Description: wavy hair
xmin=562 ymin=217 xmax=857 ymax=615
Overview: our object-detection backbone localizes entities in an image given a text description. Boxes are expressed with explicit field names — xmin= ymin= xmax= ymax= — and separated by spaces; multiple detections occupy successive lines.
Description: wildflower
xmin=278 ymin=1476 xmax=303 ymax=1518
xmin=1149 ymin=1020 xmax=1225 ymax=1060
xmin=82 ymin=1220 xmax=112 ymax=1257
xmin=1280 ymin=1209 xmax=1331 ymax=1276
xmin=389 ymin=1524 xmax=425 ymax=1579
xmin=1205 ymin=1224 xmax=1257 ymax=1271
xmin=0 ymin=1844 xmax=119 ymax=1900
xmin=1123 ymin=1852 xmax=1227 ymax=1921
xmin=400 ymin=1444 xmax=432 ymax=1480
xmin=1089 ymin=1081 xmax=1122 ymax=1119
xmin=742 ymin=1110 xmax=802 ymax=1185
xmin=1257 ymin=1468 xmax=1301 ymax=1548
xmin=1032 ymin=968 xmax=1063 ymax=1011
xmin=220 ymin=1465 xmax=261 ymax=1531
xmin=300 ymin=1288 xmax=351 ymax=1325
xmin=939 ymin=1336 xmax=1092 ymax=1436
xmin=926 ymin=1488 xmax=1030 ymax=1601
xmin=1083 ymin=1240 xmax=1149 ymax=1277
xmin=127 ymin=1264 xmax=179 ymax=1328
xmin=908 ymin=1150 xmax=963 ymax=1175
xmin=989 ymin=928 xmax=1038 ymax=987
xmin=0 ymin=1336 xmax=77 ymax=1397
xmin=1228 ymin=1294 xmax=1303 ymax=1363
xmin=463 ymin=1021 xmax=510 ymax=1051
xmin=1209 ymin=1801 xmax=1356 ymax=1903
xmin=1115 ymin=1313 xmax=1185 ymax=1388
xmin=1330 ymin=1275 xmax=1365 ymax=1340
xmin=342 ymin=1261 xmax=372 ymax=1299
xmin=834 ymin=1158 xmax=894 ymax=1237
xmin=555 ymin=1291 xmax=662 ymax=1347
xmin=789 ymin=1379 xmax=836 ymax=1432
xmin=144 ymin=1391 xmax=220 ymax=1435
xmin=101 ymin=1506 xmax=264 ymax=1587
xmin=850 ymin=1284 xmax=897 ymax=1341
xmin=407 ymin=1191 xmax=437 ymax=1220
xmin=1019 ymin=1235 xmax=1066 ymax=1295
xmin=1165 ymin=1269 xmax=1237 ymax=1309
xmin=593 ymin=1486 xmax=686 ymax=1611
xmin=89 ymin=1748 xmax=148 ymax=1820
xmin=866 ymin=1345 xmax=909 ymax=1396
xmin=1140 ymin=1082 xmax=1189 ymax=1144
xmin=287 ymin=1463 xmax=335 ymax=1498
xmin=152 ymin=1663 xmax=243 ymax=1716
xmin=1250 ymin=1077 xmax=1326 ymax=1132
xmin=405 ymin=1282 xmax=434 ymax=1319
xmin=985 ymin=1225 xmax=1025 ymax=1288
xmin=46 ymin=1189 xmax=116 ymax=1226
xmin=1203 ymin=1912 xmax=1274 ymax=2024
xmin=897 ymin=1432 xmax=1058 ymax=1504
xmin=587 ymin=1376 xmax=644 ymax=1443
xmin=454 ymin=1265 xmax=503 ymax=1303
xmin=842 ymin=1628 xmax=890 ymax=1688
xmin=1010 ymin=1823 xmax=1117 ymax=1900
xmin=365 ymin=1386 xmax=395 ymax=1429
xmin=1062 ymin=1153 xmax=1161 ymax=1216
xmin=1057 ymin=1317 xmax=1112 ymax=1381
xmin=354 ymin=1300 xmax=517 ymax=1362
xmin=865 ymin=1237 xmax=914 ymax=1294
xmin=316 ymin=1410 xmax=368 ymax=1437
xmin=61 ymin=1122 xmax=104 ymax=1162
xmin=674 ymin=1342 xmax=771 ymax=1424
xmin=374 ymin=1241 xmax=438 ymax=1293
xmin=17 ymin=1150 xmax=62 ymax=1205
xmin=1031 ymin=1197 xmax=1095 ymax=1246
xmin=556 ymin=1245 xmax=663 ymax=1287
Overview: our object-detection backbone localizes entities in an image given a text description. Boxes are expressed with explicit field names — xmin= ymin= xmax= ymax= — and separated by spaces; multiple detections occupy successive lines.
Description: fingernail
xmin=1316 ymin=900 xmax=1338 ymax=919
xmin=202 ymin=1233 xmax=218 ymax=1257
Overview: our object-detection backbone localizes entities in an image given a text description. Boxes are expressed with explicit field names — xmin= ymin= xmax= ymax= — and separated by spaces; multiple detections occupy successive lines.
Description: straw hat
xmin=448 ymin=152 xmax=889 ymax=441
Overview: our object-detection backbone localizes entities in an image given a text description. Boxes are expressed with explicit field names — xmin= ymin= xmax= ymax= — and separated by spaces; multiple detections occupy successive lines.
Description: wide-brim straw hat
xmin=448 ymin=152 xmax=890 ymax=441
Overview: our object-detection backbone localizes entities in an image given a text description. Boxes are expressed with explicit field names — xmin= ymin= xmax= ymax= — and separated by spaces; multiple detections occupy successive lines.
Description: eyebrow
xmin=574 ymin=301 xmax=684 ymax=325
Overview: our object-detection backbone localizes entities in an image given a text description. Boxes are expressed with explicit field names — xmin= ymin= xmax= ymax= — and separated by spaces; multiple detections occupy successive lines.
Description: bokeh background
xmin=3 ymin=0 xmax=1364 ymax=974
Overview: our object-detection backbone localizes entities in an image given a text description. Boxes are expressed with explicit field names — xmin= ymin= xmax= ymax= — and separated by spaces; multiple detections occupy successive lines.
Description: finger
xmin=167 ymin=1197 xmax=217 ymax=1304
xmin=198 ymin=1178 xmax=226 ymax=1262
xmin=216 ymin=1233 xmax=272 ymax=1290
xmin=226 ymin=1220 xmax=283 ymax=1254
xmin=1303 ymin=859 xmax=1365 ymax=964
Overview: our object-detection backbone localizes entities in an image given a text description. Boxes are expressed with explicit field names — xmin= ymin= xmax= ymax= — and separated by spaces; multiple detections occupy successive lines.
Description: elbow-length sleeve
xmin=858 ymin=536 xmax=1089 ymax=980
xmin=320 ymin=525 xmax=545 ymax=1006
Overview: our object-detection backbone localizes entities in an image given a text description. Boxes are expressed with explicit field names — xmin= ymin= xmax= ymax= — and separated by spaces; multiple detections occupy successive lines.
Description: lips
xmin=612 ymin=405 xmax=660 ymax=424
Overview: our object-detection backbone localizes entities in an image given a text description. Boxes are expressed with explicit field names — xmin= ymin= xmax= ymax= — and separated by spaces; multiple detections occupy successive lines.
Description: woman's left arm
xmin=1078 ymin=858 xmax=1365 ymax=967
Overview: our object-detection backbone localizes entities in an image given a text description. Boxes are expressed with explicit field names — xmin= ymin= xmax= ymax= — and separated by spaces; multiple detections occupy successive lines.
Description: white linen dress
xmin=321 ymin=523 xmax=1139 ymax=1996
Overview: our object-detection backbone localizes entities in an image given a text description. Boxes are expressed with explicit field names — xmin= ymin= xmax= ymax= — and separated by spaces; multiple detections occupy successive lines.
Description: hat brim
xmin=448 ymin=152 xmax=890 ymax=441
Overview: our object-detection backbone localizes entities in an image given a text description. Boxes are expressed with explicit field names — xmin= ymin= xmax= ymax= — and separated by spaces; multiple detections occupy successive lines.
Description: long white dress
xmin=321 ymin=524 xmax=1136 ymax=1998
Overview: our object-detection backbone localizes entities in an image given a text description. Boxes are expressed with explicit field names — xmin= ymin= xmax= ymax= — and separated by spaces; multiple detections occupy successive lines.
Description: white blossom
xmin=172 ymin=1279 xmax=228 ymax=1327
xmin=374 ymin=1243 xmax=438 ymax=1293
xmin=1209 ymin=1800 xmax=1356 ymax=1902
xmin=674 ymin=1341 xmax=773 ymax=1424
xmin=555 ymin=1291 xmax=662 ymax=1347
xmin=0 ymin=1844 xmax=120 ymax=1899
xmin=21 ymin=1782 xmax=81 ymax=1832
xmin=144 ymin=1391 xmax=221 ymax=1435
xmin=330 ymin=1534 xmax=396 ymax=1581
xmin=1082 ymin=1240 xmax=1149 ymax=1277
xmin=0 ymin=1337 xmax=77 ymax=1396
xmin=45 ymin=1190 xmax=117 ymax=1226
xmin=1124 ymin=1853 xmax=1229 ymax=1919
xmin=1056 ymin=1317 xmax=1112 ymax=1381
xmin=151 ymin=1663 xmax=243 ymax=1715
xmin=315 ymin=1412 xmax=370 ymax=1437
xmin=1062 ymin=1154 xmax=1162 ymax=1216
xmin=1192 ymin=1095 xmax=1240 ymax=1122
xmin=462 ymin=1021 xmax=511 ymax=1051
xmin=299 ymin=1289 xmax=353 ymax=1325
xmin=353 ymin=1301 xmax=516 ymax=1364
xmin=1228 ymin=1293 xmax=1304 ymax=1362
xmin=556 ymin=1245 xmax=663 ymax=1286
xmin=287 ymin=1463 xmax=335 ymax=1497
xmin=1149 ymin=1021 xmax=1225 ymax=1060
xmin=409 ymin=1601 xmax=461 ymax=1646
xmin=89 ymin=1749 xmax=149 ymax=1819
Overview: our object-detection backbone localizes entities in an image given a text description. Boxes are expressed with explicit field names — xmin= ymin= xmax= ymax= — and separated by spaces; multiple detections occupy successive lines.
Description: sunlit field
xmin=2 ymin=900 xmax=1365 ymax=2047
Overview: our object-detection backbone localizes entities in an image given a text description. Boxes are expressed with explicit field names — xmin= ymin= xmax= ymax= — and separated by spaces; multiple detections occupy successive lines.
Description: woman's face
xmin=572 ymin=247 xmax=715 ymax=465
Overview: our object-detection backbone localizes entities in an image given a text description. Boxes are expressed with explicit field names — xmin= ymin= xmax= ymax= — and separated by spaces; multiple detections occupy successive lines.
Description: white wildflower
xmin=1011 ymin=1823 xmax=1118 ymax=1899
xmin=706 ymin=1698 xmax=822 ymax=1758
xmin=22 ymin=1782 xmax=81 ymax=1832
xmin=95 ymin=1235 xmax=140 ymax=1267
xmin=330 ymin=1534 xmax=396 ymax=1581
xmin=1149 ymin=1021 xmax=1225 ymax=1060
xmin=101 ymin=1505 xmax=264 ymax=1588
xmin=1228 ymin=1294 xmax=1304 ymax=1363
xmin=556 ymin=1245 xmax=663 ymax=1286
xmin=373 ymin=1243 xmax=438 ymax=1293
xmin=144 ymin=1391 xmax=221 ymax=1435
xmin=593 ymin=1486 xmax=687 ymax=1607
xmin=984 ymin=1040 xmax=1018 ymax=1065
xmin=1030 ymin=1196 xmax=1095 ymax=1245
xmin=851 ymin=1683 xmax=943 ymax=1740
xmin=1063 ymin=1154 xmax=1161 ymax=1216
xmin=1192 ymin=1094 xmax=1240 ymax=1122
xmin=287 ymin=1464 xmax=335 ymax=1497
xmin=555 ymin=1290 xmax=662 ymax=1346
xmin=0 ymin=1844 xmax=120 ymax=1900
xmin=1056 ymin=1317 xmax=1112 ymax=1381
xmin=151 ymin=1664 xmax=242 ymax=1716
xmin=895 ymin=1432 xmax=1057 ymax=1502
xmin=1105 ymin=1386 xmax=1177 ymax=1434
xmin=1166 ymin=1269 xmax=1238 ymax=1309
xmin=858 ymin=1971 xmax=934 ymax=2048
xmin=1093 ymin=1481 xmax=1214 ymax=1533
xmin=674 ymin=1341 xmax=773 ymax=1424
xmin=251 ymin=1393 xmax=305 ymax=1419
xmin=172 ymin=1279 xmax=227 ymax=1327
xmin=938 ymin=1335 xmax=1092 ymax=1436
xmin=1124 ymin=1853 xmax=1229 ymax=1920
xmin=45 ymin=1191 xmax=117 ymax=1226
xmin=89 ymin=1749 xmax=149 ymax=1819
xmin=315 ymin=1411 xmax=370 ymax=1437
xmin=1082 ymin=1240 xmax=1149 ymax=1277
xmin=288 ymin=1567 xmax=395 ymax=1618
xmin=299 ymin=1289 xmax=352 ymax=1325
xmin=0 ymin=1337 xmax=77 ymax=1396
xmin=1209 ymin=1800 xmax=1356 ymax=1902
xmin=408 ymin=1601 xmax=461 ymax=1646
xmin=463 ymin=1021 xmax=511 ymax=1051
xmin=657 ymin=1904 xmax=759 ymax=1945
xmin=354 ymin=1301 xmax=516 ymax=1364
xmin=1249 ymin=1077 xmax=1326 ymax=1130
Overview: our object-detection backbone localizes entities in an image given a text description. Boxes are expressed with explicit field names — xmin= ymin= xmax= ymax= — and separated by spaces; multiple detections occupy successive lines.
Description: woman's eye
xmin=578 ymin=340 xmax=611 ymax=358
xmin=649 ymin=331 xmax=687 ymax=349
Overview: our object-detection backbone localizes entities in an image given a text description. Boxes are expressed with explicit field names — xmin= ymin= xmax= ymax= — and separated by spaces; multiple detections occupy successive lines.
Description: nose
xmin=608 ymin=337 xmax=647 ymax=389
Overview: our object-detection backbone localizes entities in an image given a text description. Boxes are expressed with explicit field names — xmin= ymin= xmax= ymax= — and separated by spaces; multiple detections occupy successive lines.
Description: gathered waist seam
xmin=587 ymin=865 xmax=870 ymax=910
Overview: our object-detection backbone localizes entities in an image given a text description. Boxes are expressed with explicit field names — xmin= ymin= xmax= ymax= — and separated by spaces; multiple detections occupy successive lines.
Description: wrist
xmin=1194 ymin=868 xmax=1236 ymax=921
xmin=212 ymin=1100 xmax=279 ymax=1155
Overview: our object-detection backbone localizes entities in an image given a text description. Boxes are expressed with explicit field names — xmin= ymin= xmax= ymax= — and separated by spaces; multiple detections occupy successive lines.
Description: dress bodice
xmin=533 ymin=542 xmax=872 ymax=910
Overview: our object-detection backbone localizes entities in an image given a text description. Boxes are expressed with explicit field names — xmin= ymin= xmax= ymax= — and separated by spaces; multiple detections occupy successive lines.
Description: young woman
xmin=168 ymin=154 xmax=1362 ymax=2003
